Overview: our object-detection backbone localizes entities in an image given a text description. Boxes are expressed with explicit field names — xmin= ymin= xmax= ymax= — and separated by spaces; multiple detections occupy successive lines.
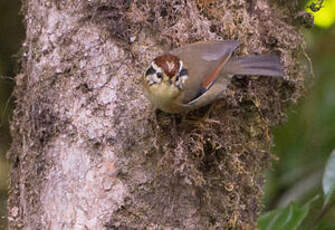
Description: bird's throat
xmin=146 ymin=83 xmax=180 ymax=111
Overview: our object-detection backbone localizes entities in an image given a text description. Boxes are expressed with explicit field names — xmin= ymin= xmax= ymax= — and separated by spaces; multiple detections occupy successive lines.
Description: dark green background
xmin=265 ymin=27 xmax=335 ymax=229
xmin=0 ymin=0 xmax=24 ymax=228
xmin=0 ymin=1 xmax=334 ymax=229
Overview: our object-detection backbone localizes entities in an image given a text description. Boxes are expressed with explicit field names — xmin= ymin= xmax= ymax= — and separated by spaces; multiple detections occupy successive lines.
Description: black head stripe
xmin=179 ymin=68 xmax=188 ymax=76
xmin=145 ymin=66 xmax=156 ymax=76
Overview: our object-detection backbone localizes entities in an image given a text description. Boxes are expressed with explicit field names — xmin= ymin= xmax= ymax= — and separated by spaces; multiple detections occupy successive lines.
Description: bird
xmin=142 ymin=40 xmax=283 ymax=114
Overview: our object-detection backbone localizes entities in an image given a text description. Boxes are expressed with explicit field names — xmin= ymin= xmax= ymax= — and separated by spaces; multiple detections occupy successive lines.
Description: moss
xmin=81 ymin=0 xmax=309 ymax=228
xmin=9 ymin=0 xmax=310 ymax=229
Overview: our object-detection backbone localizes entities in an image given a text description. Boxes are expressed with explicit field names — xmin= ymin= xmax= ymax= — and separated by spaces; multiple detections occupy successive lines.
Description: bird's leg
xmin=181 ymin=104 xmax=214 ymax=130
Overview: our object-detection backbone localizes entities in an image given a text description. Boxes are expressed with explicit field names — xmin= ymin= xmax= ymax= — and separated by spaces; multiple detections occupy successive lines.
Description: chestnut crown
xmin=144 ymin=54 xmax=188 ymax=89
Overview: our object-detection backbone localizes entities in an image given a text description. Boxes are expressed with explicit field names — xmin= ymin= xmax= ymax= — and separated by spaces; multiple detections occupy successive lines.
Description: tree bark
xmin=7 ymin=0 xmax=308 ymax=229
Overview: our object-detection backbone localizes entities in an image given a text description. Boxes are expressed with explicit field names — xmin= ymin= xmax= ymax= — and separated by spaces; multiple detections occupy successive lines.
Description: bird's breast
xmin=144 ymin=84 xmax=183 ymax=113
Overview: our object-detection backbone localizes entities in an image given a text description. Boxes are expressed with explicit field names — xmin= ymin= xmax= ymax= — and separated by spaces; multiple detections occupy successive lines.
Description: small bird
xmin=142 ymin=40 xmax=283 ymax=114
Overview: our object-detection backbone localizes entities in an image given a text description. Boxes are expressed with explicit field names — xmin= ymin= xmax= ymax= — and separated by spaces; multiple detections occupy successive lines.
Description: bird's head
xmin=143 ymin=54 xmax=189 ymax=102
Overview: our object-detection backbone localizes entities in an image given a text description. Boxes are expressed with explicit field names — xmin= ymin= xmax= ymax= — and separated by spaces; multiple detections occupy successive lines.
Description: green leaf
xmin=322 ymin=149 xmax=335 ymax=209
xmin=258 ymin=202 xmax=310 ymax=230
xmin=322 ymin=149 xmax=335 ymax=195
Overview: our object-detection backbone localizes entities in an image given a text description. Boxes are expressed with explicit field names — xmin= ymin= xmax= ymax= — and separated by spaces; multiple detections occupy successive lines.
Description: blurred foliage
xmin=259 ymin=196 xmax=319 ymax=230
xmin=0 ymin=0 xmax=24 ymax=228
xmin=264 ymin=23 xmax=335 ymax=230
xmin=260 ymin=149 xmax=335 ymax=230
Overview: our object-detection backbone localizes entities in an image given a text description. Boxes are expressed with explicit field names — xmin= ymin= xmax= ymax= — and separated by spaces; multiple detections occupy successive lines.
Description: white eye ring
xmin=145 ymin=62 xmax=164 ymax=85
xmin=146 ymin=73 xmax=163 ymax=85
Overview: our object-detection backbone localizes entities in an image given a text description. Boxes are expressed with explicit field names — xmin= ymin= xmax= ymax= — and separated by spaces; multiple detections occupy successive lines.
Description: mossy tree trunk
xmin=7 ymin=0 xmax=308 ymax=229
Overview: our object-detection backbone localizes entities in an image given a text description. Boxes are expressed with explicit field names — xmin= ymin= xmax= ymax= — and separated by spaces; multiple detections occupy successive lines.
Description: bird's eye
xmin=179 ymin=68 xmax=188 ymax=76
xmin=145 ymin=62 xmax=164 ymax=86
xmin=145 ymin=66 xmax=156 ymax=76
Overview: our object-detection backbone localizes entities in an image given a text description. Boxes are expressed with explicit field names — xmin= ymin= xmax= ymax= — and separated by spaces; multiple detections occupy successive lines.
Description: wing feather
xmin=223 ymin=55 xmax=283 ymax=77
xmin=170 ymin=40 xmax=240 ymax=103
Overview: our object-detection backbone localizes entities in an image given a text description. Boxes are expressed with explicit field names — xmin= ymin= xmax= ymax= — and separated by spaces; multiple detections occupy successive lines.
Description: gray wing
xmin=185 ymin=54 xmax=284 ymax=110
xmin=185 ymin=76 xmax=230 ymax=110
xmin=170 ymin=40 xmax=240 ymax=103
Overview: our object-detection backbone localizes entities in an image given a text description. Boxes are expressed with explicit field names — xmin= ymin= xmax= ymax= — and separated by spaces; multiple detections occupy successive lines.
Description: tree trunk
xmin=7 ymin=0 xmax=308 ymax=229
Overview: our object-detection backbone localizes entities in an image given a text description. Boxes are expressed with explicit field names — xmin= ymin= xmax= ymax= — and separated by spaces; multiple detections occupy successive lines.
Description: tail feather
xmin=224 ymin=55 xmax=283 ymax=77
